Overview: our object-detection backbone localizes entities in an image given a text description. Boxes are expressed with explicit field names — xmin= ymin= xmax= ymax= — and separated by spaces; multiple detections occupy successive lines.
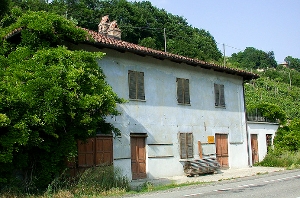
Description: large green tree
xmin=0 ymin=11 xmax=123 ymax=189
xmin=285 ymin=56 xmax=300 ymax=72
xmin=229 ymin=47 xmax=277 ymax=70
xmin=0 ymin=0 xmax=11 ymax=19
xmin=8 ymin=0 xmax=222 ymax=62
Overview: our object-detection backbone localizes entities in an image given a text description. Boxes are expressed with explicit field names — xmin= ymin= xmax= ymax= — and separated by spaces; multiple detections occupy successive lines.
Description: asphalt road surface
xmin=130 ymin=169 xmax=300 ymax=198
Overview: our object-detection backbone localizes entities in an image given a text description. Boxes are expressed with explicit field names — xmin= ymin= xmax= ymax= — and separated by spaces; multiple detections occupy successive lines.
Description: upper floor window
xmin=214 ymin=83 xmax=225 ymax=107
xmin=177 ymin=78 xmax=190 ymax=104
xmin=128 ymin=70 xmax=145 ymax=100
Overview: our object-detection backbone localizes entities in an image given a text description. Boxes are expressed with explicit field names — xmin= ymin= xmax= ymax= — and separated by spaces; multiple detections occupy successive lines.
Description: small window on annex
xmin=179 ymin=132 xmax=193 ymax=159
xmin=214 ymin=83 xmax=225 ymax=107
xmin=128 ymin=70 xmax=145 ymax=100
xmin=177 ymin=78 xmax=190 ymax=104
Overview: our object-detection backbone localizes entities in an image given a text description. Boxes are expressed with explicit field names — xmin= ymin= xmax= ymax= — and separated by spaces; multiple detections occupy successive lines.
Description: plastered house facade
xmin=69 ymin=18 xmax=259 ymax=180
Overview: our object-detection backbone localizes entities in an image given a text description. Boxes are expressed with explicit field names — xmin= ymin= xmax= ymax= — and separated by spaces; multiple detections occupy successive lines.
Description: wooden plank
xmin=198 ymin=141 xmax=203 ymax=159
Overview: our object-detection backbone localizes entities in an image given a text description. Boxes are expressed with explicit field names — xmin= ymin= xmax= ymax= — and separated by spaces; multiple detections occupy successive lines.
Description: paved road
xmin=130 ymin=169 xmax=300 ymax=198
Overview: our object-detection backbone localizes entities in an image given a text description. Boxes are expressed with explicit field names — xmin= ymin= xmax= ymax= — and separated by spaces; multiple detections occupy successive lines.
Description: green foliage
xmin=1 ymin=166 xmax=130 ymax=197
xmin=229 ymin=47 xmax=277 ymax=70
xmin=285 ymin=56 xmax=300 ymax=72
xmin=258 ymin=149 xmax=300 ymax=168
xmin=0 ymin=0 xmax=11 ymax=19
xmin=45 ymin=166 xmax=129 ymax=196
xmin=75 ymin=166 xmax=129 ymax=195
xmin=274 ymin=119 xmax=300 ymax=152
xmin=8 ymin=0 xmax=222 ymax=62
xmin=247 ymin=102 xmax=287 ymax=124
xmin=245 ymin=69 xmax=300 ymax=120
xmin=0 ymin=11 xmax=123 ymax=190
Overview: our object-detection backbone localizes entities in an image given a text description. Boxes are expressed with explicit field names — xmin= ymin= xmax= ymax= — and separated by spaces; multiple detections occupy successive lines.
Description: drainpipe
xmin=243 ymin=82 xmax=252 ymax=167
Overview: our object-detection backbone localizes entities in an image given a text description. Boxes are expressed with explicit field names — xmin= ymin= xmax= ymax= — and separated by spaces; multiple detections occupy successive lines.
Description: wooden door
xmin=77 ymin=136 xmax=113 ymax=167
xmin=95 ymin=136 xmax=113 ymax=165
xmin=251 ymin=134 xmax=259 ymax=164
xmin=131 ymin=137 xmax=146 ymax=180
xmin=78 ymin=138 xmax=95 ymax=167
xmin=215 ymin=134 xmax=229 ymax=167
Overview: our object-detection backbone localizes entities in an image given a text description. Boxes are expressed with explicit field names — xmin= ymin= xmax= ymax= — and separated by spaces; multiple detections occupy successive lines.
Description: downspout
xmin=243 ymin=82 xmax=252 ymax=167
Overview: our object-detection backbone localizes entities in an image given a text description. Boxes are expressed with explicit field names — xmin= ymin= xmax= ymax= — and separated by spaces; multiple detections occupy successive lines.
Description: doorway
xmin=131 ymin=136 xmax=146 ymax=180
xmin=215 ymin=133 xmax=229 ymax=168
xmin=251 ymin=134 xmax=259 ymax=164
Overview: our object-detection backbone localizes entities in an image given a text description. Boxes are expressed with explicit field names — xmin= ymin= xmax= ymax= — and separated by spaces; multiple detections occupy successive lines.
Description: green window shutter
xmin=177 ymin=78 xmax=184 ymax=104
xmin=184 ymin=79 xmax=190 ymax=104
xmin=137 ymin=72 xmax=145 ymax=100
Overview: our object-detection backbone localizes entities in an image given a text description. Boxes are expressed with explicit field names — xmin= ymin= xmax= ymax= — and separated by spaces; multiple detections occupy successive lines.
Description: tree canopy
xmin=228 ymin=47 xmax=277 ymax=70
xmin=0 ymin=11 xmax=123 ymax=189
xmin=284 ymin=56 xmax=300 ymax=72
xmin=6 ymin=0 xmax=223 ymax=62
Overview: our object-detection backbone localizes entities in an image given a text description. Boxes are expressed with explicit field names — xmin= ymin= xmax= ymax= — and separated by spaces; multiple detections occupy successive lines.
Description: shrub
xmin=258 ymin=149 xmax=300 ymax=168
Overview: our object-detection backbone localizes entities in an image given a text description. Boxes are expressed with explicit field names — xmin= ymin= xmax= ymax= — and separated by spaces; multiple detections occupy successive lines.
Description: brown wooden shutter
xmin=187 ymin=133 xmax=193 ymax=158
xmin=214 ymin=83 xmax=220 ymax=106
xmin=129 ymin=70 xmax=137 ymax=99
xmin=184 ymin=79 xmax=190 ymax=104
xmin=179 ymin=133 xmax=187 ymax=159
xmin=179 ymin=133 xmax=193 ymax=159
xmin=137 ymin=72 xmax=145 ymax=100
xmin=177 ymin=78 xmax=184 ymax=104
xmin=220 ymin=84 xmax=225 ymax=107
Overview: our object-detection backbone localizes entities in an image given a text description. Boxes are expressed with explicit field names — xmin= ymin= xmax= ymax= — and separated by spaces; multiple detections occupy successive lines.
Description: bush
xmin=258 ymin=149 xmax=300 ymax=168
xmin=45 ymin=166 xmax=129 ymax=197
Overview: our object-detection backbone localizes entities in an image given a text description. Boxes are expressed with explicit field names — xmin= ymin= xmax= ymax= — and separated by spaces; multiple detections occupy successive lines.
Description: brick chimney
xmin=98 ymin=15 xmax=121 ymax=40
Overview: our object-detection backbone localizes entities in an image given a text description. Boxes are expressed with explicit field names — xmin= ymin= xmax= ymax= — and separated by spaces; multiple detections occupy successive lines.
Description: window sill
xmin=215 ymin=105 xmax=226 ymax=109
xmin=129 ymin=99 xmax=146 ymax=102
xmin=177 ymin=103 xmax=191 ymax=106
xmin=179 ymin=158 xmax=194 ymax=162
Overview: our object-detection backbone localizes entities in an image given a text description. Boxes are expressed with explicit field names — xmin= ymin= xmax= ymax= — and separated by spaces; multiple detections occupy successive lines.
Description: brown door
xmin=215 ymin=134 xmax=229 ymax=167
xmin=95 ymin=136 xmax=113 ymax=165
xmin=251 ymin=134 xmax=259 ymax=164
xmin=131 ymin=137 xmax=146 ymax=180
xmin=78 ymin=138 xmax=95 ymax=167
xmin=77 ymin=136 xmax=113 ymax=167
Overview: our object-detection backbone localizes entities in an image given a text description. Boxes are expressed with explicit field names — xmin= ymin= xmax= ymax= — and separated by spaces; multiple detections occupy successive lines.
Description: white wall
xmin=247 ymin=122 xmax=279 ymax=162
xmin=75 ymin=44 xmax=250 ymax=179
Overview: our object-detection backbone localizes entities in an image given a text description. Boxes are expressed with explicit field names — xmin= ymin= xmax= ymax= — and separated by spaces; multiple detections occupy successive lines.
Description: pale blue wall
xmin=77 ymin=44 xmax=250 ymax=179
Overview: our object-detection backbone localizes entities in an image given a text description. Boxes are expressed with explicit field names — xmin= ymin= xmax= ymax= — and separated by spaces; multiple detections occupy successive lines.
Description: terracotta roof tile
xmin=83 ymin=28 xmax=258 ymax=81
xmin=4 ymin=26 xmax=258 ymax=80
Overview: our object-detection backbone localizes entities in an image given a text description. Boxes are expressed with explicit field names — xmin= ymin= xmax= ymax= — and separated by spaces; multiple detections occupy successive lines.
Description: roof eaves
xmin=84 ymin=29 xmax=259 ymax=81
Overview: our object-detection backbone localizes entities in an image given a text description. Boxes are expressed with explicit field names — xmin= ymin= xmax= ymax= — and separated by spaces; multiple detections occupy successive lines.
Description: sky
xmin=131 ymin=0 xmax=300 ymax=63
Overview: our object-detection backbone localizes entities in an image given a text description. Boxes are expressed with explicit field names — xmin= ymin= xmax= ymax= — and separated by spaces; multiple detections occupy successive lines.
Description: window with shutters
xmin=128 ymin=70 xmax=145 ymax=100
xmin=177 ymin=78 xmax=190 ymax=104
xmin=179 ymin=132 xmax=193 ymax=159
xmin=214 ymin=83 xmax=225 ymax=107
